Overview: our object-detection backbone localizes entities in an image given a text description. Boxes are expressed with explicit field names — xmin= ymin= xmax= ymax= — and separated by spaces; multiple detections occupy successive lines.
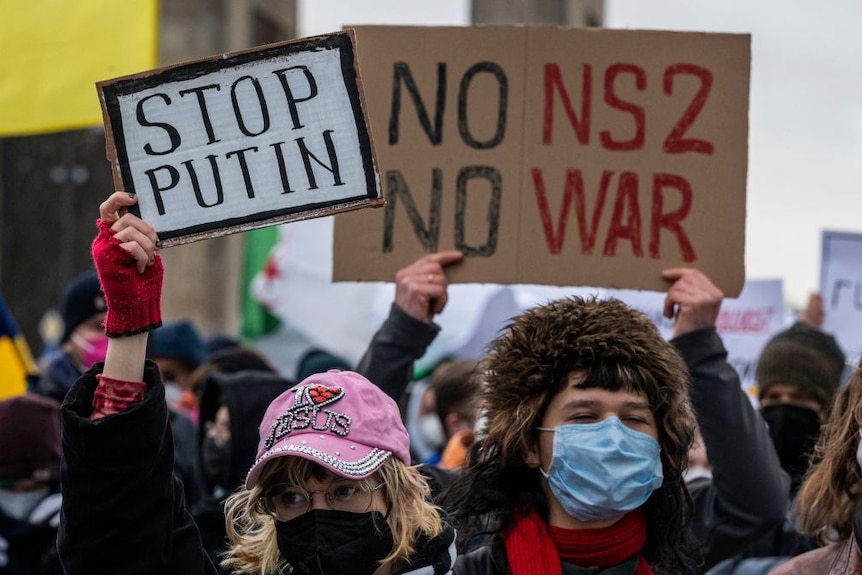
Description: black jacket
xmin=193 ymin=370 xmax=294 ymax=573
xmin=674 ymin=327 xmax=790 ymax=570
xmin=59 ymin=363 xmax=219 ymax=575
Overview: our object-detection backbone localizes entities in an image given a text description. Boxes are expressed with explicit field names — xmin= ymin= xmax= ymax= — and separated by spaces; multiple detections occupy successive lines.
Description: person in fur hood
xmin=448 ymin=293 xmax=700 ymax=575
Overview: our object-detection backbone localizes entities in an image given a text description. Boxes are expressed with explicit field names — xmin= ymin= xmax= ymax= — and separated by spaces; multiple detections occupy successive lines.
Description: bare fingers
xmin=110 ymin=214 xmax=159 ymax=273
xmin=100 ymin=191 xmax=139 ymax=223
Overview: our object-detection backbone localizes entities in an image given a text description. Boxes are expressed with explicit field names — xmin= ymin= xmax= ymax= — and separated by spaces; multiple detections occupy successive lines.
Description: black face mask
xmin=201 ymin=435 xmax=231 ymax=490
xmin=275 ymin=509 xmax=393 ymax=575
xmin=761 ymin=404 xmax=821 ymax=480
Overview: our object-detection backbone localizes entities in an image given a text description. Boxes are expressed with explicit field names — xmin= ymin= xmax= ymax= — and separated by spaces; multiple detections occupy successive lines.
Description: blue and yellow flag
xmin=0 ymin=293 xmax=38 ymax=400
xmin=0 ymin=0 xmax=158 ymax=136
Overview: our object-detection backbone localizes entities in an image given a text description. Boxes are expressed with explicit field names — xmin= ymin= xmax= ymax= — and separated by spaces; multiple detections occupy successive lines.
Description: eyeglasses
xmin=260 ymin=479 xmax=385 ymax=522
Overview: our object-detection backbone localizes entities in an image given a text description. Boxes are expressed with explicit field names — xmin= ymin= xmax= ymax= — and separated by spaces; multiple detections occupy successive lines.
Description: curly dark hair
xmin=444 ymin=296 xmax=698 ymax=573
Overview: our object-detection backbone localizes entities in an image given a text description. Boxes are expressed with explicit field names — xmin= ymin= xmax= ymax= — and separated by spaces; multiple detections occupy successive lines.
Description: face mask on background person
xmin=419 ymin=414 xmax=446 ymax=452
xmin=760 ymin=404 xmax=820 ymax=477
xmin=163 ymin=382 xmax=183 ymax=406
xmin=275 ymin=509 xmax=394 ymax=575
xmin=72 ymin=333 xmax=110 ymax=369
xmin=537 ymin=416 xmax=664 ymax=522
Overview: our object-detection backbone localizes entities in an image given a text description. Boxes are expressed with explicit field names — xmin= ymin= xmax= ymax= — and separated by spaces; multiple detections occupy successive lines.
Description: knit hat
xmin=60 ymin=271 xmax=106 ymax=343
xmin=246 ymin=370 xmax=409 ymax=488
xmin=0 ymin=394 xmax=61 ymax=482
xmin=147 ymin=320 xmax=207 ymax=370
xmin=756 ymin=321 xmax=846 ymax=411
xmin=296 ymin=348 xmax=352 ymax=382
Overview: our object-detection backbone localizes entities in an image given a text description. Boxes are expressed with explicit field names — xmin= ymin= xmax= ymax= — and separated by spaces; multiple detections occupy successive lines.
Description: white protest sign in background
xmin=99 ymin=31 xmax=381 ymax=246
xmin=601 ymin=279 xmax=785 ymax=398
xmin=820 ymin=230 xmax=862 ymax=365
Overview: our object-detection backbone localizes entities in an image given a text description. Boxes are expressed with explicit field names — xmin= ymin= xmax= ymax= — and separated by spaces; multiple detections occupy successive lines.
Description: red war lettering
xmin=663 ymin=64 xmax=714 ymax=155
xmin=531 ymin=167 xmax=572 ymax=254
xmin=600 ymin=64 xmax=646 ymax=151
xmin=602 ymin=172 xmax=643 ymax=257
xmin=531 ymin=168 xmax=612 ymax=255
xmin=574 ymin=169 xmax=613 ymax=254
xmin=543 ymin=63 xmax=592 ymax=146
xmin=649 ymin=173 xmax=695 ymax=262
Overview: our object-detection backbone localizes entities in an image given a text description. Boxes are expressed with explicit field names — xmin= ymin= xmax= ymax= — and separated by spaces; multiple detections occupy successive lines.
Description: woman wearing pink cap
xmin=57 ymin=192 xmax=456 ymax=575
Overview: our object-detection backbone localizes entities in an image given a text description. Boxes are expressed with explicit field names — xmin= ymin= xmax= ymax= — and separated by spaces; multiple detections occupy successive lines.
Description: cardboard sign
xmin=333 ymin=26 xmax=749 ymax=295
xmin=820 ymin=230 xmax=862 ymax=363
xmin=98 ymin=30 xmax=382 ymax=246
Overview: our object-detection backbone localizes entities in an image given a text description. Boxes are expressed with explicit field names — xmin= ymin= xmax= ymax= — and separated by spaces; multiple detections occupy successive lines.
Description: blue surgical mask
xmin=537 ymin=416 xmax=663 ymax=522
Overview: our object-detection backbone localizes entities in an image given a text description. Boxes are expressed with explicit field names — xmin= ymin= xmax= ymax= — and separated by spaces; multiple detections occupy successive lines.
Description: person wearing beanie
xmin=0 ymin=393 xmax=64 ymax=574
xmin=706 ymin=294 xmax=846 ymax=575
xmin=36 ymin=270 xmax=108 ymax=403
xmin=295 ymin=348 xmax=351 ymax=382
xmin=56 ymin=192 xmax=457 ymax=575
xmin=147 ymin=319 xmax=208 ymax=415
xmin=757 ymin=319 xmax=845 ymax=491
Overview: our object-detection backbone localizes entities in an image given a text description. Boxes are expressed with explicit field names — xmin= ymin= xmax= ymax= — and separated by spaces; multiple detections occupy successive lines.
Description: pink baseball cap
xmin=245 ymin=370 xmax=410 ymax=488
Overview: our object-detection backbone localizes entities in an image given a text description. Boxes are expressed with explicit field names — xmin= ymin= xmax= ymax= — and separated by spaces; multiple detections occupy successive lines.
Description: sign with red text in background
xmin=333 ymin=26 xmax=750 ymax=295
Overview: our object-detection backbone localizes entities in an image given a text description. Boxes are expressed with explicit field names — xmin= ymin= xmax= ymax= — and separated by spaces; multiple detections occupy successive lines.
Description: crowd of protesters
xmin=0 ymin=189 xmax=856 ymax=575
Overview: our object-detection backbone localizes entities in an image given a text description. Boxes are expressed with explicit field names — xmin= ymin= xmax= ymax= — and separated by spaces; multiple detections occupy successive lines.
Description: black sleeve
xmin=673 ymin=327 xmax=790 ymax=570
xmin=58 ymin=362 xmax=217 ymax=575
xmin=355 ymin=303 xmax=440 ymax=401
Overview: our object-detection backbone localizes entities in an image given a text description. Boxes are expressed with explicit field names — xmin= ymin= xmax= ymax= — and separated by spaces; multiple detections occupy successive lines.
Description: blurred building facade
xmin=0 ymin=0 xmax=297 ymax=357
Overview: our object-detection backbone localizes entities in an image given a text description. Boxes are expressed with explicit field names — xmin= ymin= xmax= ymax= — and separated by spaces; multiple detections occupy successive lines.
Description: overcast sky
xmin=299 ymin=0 xmax=862 ymax=308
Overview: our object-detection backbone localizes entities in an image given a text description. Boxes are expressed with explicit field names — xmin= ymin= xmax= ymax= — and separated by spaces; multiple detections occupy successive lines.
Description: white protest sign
xmin=98 ymin=30 xmax=382 ymax=246
xmin=820 ymin=230 xmax=862 ymax=364
xmin=418 ymin=277 xmax=784 ymax=395
xmin=604 ymin=279 xmax=785 ymax=396
xmin=712 ymin=279 xmax=785 ymax=396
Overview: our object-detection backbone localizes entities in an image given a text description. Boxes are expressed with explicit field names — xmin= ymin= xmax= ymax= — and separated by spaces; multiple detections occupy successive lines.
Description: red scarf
xmin=502 ymin=508 xmax=654 ymax=575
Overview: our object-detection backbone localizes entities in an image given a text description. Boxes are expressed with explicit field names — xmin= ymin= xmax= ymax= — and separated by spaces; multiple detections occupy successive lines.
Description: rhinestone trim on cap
xmin=247 ymin=445 xmax=393 ymax=483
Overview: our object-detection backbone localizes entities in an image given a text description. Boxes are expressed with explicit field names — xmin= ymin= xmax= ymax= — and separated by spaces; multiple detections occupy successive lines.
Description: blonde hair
xmin=221 ymin=456 xmax=444 ymax=574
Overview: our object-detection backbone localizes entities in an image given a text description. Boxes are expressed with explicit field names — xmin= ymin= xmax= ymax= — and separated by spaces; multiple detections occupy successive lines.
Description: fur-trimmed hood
xmin=479 ymin=296 xmax=689 ymax=438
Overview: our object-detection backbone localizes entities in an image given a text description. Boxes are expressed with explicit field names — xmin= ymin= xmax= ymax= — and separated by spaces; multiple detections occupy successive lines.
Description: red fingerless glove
xmin=91 ymin=218 xmax=163 ymax=337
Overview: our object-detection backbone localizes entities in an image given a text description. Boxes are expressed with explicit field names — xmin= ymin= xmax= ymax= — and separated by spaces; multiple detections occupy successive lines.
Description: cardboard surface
xmin=98 ymin=30 xmax=382 ymax=246
xmin=333 ymin=26 xmax=749 ymax=295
